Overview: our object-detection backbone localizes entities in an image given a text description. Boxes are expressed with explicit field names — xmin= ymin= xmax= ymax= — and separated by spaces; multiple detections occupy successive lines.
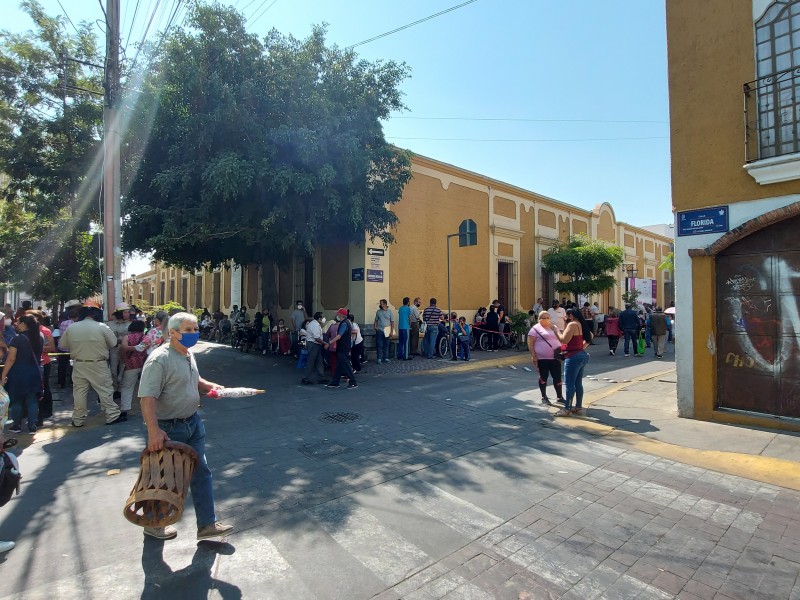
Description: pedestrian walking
xmin=604 ymin=311 xmax=621 ymax=355
xmin=527 ymin=311 xmax=564 ymax=406
xmin=138 ymin=312 xmax=234 ymax=541
xmin=107 ymin=303 xmax=132 ymax=399
xmin=326 ymin=309 xmax=357 ymax=388
xmin=349 ymin=315 xmax=364 ymax=373
xmin=58 ymin=301 xmax=125 ymax=427
xmin=301 ymin=312 xmax=329 ymax=385
xmin=619 ymin=304 xmax=641 ymax=357
xmin=648 ymin=306 xmax=669 ymax=359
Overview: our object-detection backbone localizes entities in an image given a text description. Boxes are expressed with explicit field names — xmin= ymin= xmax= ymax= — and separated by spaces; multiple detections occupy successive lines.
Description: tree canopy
xmin=0 ymin=0 xmax=104 ymax=304
xmin=542 ymin=234 xmax=624 ymax=299
xmin=122 ymin=4 xmax=412 ymax=274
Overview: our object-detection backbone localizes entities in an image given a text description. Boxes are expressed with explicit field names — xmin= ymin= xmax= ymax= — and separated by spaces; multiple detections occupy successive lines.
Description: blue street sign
xmin=367 ymin=269 xmax=383 ymax=283
xmin=352 ymin=268 xmax=364 ymax=281
xmin=677 ymin=206 xmax=729 ymax=236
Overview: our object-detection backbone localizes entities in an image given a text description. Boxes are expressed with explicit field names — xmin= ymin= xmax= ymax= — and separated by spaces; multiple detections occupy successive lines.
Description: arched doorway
xmin=716 ymin=214 xmax=800 ymax=416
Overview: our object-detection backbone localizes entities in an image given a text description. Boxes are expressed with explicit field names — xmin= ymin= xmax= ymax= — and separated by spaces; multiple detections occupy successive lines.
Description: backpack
xmin=0 ymin=451 xmax=20 ymax=507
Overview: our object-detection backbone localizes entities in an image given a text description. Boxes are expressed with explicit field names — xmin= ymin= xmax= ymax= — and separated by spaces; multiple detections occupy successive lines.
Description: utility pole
xmin=103 ymin=0 xmax=122 ymax=319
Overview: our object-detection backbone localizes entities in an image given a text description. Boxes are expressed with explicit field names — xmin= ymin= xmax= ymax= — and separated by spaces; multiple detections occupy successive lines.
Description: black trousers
xmin=333 ymin=349 xmax=356 ymax=384
xmin=537 ymin=359 xmax=563 ymax=400
xmin=39 ymin=363 xmax=53 ymax=420
xmin=351 ymin=342 xmax=363 ymax=371
xmin=56 ymin=353 xmax=71 ymax=386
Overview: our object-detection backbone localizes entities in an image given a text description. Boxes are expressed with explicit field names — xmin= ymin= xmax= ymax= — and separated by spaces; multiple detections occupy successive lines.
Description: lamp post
xmin=446 ymin=220 xmax=477 ymax=357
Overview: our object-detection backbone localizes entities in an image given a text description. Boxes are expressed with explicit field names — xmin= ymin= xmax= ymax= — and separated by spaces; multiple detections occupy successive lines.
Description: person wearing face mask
xmin=1 ymin=310 xmax=16 ymax=346
xmin=290 ymin=300 xmax=308 ymax=354
xmin=58 ymin=301 xmax=125 ymax=427
xmin=138 ymin=312 xmax=234 ymax=541
xmin=326 ymin=309 xmax=357 ymax=389
xmin=301 ymin=312 xmax=330 ymax=385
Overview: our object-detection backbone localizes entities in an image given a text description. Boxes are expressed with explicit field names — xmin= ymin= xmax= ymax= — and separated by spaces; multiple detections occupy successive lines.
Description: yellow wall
xmin=667 ymin=0 xmax=800 ymax=208
xmin=388 ymin=173 xmax=490 ymax=311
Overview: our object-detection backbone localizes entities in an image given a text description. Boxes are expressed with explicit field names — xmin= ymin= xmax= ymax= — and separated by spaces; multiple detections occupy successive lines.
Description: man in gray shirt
xmin=138 ymin=312 xmax=234 ymax=541
xmin=290 ymin=300 xmax=308 ymax=352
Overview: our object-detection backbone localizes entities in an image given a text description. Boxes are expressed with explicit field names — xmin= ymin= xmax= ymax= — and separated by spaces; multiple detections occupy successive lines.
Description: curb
xmin=546 ymin=370 xmax=800 ymax=491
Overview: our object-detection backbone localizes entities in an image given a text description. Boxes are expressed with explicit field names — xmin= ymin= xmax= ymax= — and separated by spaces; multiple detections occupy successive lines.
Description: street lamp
xmin=447 ymin=219 xmax=477 ymax=357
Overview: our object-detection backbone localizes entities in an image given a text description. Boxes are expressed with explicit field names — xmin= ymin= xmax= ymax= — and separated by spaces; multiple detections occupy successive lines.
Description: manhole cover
xmin=299 ymin=439 xmax=352 ymax=460
xmin=319 ymin=412 xmax=361 ymax=424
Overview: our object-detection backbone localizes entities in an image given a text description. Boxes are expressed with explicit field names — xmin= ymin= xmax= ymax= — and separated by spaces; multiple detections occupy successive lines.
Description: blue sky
xmin=7 ymin=1 xmax=671 ymax=273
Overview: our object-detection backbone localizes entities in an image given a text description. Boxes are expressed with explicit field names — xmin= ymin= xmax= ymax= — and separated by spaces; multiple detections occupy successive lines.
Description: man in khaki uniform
xmin=59 ymin=302 xmax=126 ymax=427
xmin=107 ymin=303 xmax=132 ymax=398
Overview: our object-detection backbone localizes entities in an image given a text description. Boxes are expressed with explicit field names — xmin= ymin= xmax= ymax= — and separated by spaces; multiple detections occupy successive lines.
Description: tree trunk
xmin=260 ymin=258 xmax=278 ymax=312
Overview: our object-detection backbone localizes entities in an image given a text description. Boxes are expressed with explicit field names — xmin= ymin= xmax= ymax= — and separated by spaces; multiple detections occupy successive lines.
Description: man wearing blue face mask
xmin=138 ymin=312 xmax=234 ymax=542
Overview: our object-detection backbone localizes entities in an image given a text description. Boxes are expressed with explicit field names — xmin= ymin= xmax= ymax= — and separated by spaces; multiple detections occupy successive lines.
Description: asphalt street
xmin=1 ymin=342 xmax=799 ymax=599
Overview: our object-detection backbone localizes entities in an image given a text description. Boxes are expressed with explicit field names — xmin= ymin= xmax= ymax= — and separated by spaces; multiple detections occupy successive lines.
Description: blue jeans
xmin=155 ymin=412 xmax=217 ymax=528
xmin=623 ymin=329 xmax=638 ymax=355
xmin=10 ymin=390 xmax=38 ymax=430
xmin=376 ymin=330 xmax=389 ymax=361
xmin=260 ymin=332 xmax=270 ymax=351
xmin=457 ymin=336 xmax=470 ymax=360
xmin=564 ymin=351 xmax=590 ymax=409
xmin=397 ymin=329 xmax=409 ymax=359
xmin=423 ymin=326 xmax=438 ymax=358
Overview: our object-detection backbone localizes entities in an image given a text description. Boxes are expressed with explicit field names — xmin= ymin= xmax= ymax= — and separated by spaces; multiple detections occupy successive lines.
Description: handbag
xmin=537 ymin=325 xmax=567 ymax=361
xmin=637 ymin=331 xmax=646 ymax=355
xmin=419 ymin=322 xmax=427 ymax=334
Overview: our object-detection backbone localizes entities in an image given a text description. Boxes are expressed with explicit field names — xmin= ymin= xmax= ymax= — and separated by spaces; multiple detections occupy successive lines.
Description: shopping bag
xmin=637 ymin=332 xmax=646 ymax=355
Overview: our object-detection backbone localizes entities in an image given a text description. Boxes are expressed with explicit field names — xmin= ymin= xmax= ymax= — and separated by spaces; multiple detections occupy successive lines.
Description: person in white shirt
xmin=349 ymin=314 xmax=365 ymax=372
xmin=532 ymin=298 xmax=544 ymax=316
xmin=301 ymin=312 xmax=329 ymax=385
xmin=548 ymin=300 xmax=567 ymax=333
xmin=592 ymin=302 xmax=604 ymax=336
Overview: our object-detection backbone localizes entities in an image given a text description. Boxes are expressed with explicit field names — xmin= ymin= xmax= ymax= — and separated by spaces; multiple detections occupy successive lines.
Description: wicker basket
xmin=123 ymin=441 xmax=199 ymax=528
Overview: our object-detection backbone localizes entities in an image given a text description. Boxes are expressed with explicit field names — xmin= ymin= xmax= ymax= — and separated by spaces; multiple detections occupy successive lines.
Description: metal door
xmin=716 ymin=215 xmax=800 ymax=417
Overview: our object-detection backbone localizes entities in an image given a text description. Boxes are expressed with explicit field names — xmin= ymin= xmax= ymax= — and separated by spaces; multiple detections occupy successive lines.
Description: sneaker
xmin=326 ymin=383 xmax=340 ymax=388
xmin=0 ymin=541 xmax=14 ymax=553
xmin=554 ymin=409 xmax=571 ymax=417
xmin=541 ymin=398 xmax=553 ymax=406
xmin=7 ymin=425 xmax=22 ymax=434
xmin=376 ymin=359 xmax=382 ymax=364
xmin=609 ymin=350 xmax=614 ymax=356
xmin=144 ymin=526 xmax=178 ymax=540
xmin=624 ymin=353 xmax=630 ymax=357
xmin=347 ymin=382 xmax=358 ymax=389
xmin=27 ymin=426 xmax=37 ymax=434
xmin=197 ymin=522 xmax=234 ymax=540
xmin=301 ymin=378 xmax=313 ymax=385
xmin=556 ymin=398 xmax=566 ymax=405
xmin=262 ymin=350 xmax=267 ymax=355
xmin=106 ymin=414 xmax=128 ymax=425
xmin=384 ymin=359 xmax=390 ymax=363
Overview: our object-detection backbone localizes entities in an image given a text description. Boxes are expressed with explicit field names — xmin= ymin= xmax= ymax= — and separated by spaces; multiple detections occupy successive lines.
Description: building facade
xmin=123 ymin=154 xmax=672 ymax=328
xmin=668 ymin=0 xmax=800 ymax=430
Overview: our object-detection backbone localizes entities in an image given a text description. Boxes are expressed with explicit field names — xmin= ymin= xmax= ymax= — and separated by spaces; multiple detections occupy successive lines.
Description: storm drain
xmin=318 ymin=412 xmax=361 ymax=424
xmin=299 ymin=439 xmax=352 ymax=460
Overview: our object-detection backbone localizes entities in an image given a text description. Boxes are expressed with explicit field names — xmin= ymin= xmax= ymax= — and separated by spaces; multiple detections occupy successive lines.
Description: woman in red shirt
xmin=550 ymin=308 xmax=592 ymax=417
xmin=120 ymin=320 xmax=148 ymax=419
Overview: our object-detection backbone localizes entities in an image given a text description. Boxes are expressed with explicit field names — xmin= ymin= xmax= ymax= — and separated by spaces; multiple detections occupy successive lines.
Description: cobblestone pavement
xmin=1 ymin=342 xmax=798 ymax=599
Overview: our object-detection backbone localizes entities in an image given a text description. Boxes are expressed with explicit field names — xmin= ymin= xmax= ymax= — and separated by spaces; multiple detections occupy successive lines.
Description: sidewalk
xmin=551 ymin=367 xmax=800 ymax=490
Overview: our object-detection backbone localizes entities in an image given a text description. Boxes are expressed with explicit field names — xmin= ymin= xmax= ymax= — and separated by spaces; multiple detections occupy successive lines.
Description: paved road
xmin=1 ymin=342 xmax=798 ymax=599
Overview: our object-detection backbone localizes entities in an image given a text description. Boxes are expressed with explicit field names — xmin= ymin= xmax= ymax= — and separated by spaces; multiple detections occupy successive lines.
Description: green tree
xmin=542 ymin=234 xmax=624 ymax=301
xmin=121 ymin=4 xmax=412 ymax=306
xmin=0 ymin=0 xmax=104 ymax=305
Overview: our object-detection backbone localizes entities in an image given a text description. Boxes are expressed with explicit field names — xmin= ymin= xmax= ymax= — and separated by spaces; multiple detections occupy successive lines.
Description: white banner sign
xmin=231 ymin=264 xmax=242 ymax=308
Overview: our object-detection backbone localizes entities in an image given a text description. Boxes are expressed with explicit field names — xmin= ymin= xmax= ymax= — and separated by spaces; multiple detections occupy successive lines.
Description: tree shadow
xmin=140 ymin=538 xmax=239 ymax=600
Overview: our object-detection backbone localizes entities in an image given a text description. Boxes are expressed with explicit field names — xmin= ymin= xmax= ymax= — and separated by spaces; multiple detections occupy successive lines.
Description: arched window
xmin=755 ymin=1 xmax=800 ymax=157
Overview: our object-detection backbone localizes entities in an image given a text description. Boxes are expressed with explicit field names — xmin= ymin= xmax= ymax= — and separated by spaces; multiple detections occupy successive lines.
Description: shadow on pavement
xmin=587 ymin=407 xmax=660 ymax=435
xmin=140 ymin=538 xmax=239 ymax=599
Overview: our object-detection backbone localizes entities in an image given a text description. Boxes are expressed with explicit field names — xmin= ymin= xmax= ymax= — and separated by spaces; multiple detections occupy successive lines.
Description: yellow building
xmin=123 ymin=153 xmax=672 ymax=329
xmin=668 ymin=0 xmax=800 ymax=430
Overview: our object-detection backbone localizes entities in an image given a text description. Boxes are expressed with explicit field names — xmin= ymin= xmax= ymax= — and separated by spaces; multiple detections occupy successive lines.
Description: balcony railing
xmin=744 ymin=66 xmax=800 ymax=163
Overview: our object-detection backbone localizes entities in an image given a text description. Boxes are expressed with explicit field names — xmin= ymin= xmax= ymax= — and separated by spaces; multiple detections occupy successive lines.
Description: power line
xmin=249 ymin=0 xmax=279 ymax=29
xmin=56 ymin=0 xmax=80 ymax=35
xmin=387 ymin=136 xmax=668 ymax=142
xmin=346 ymin=0 xmax=478 ymax=50
xmin=125 ymin=0 xmax=143 ymax=54
xmin=391 ymin=116 xmax=669 ymax=124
